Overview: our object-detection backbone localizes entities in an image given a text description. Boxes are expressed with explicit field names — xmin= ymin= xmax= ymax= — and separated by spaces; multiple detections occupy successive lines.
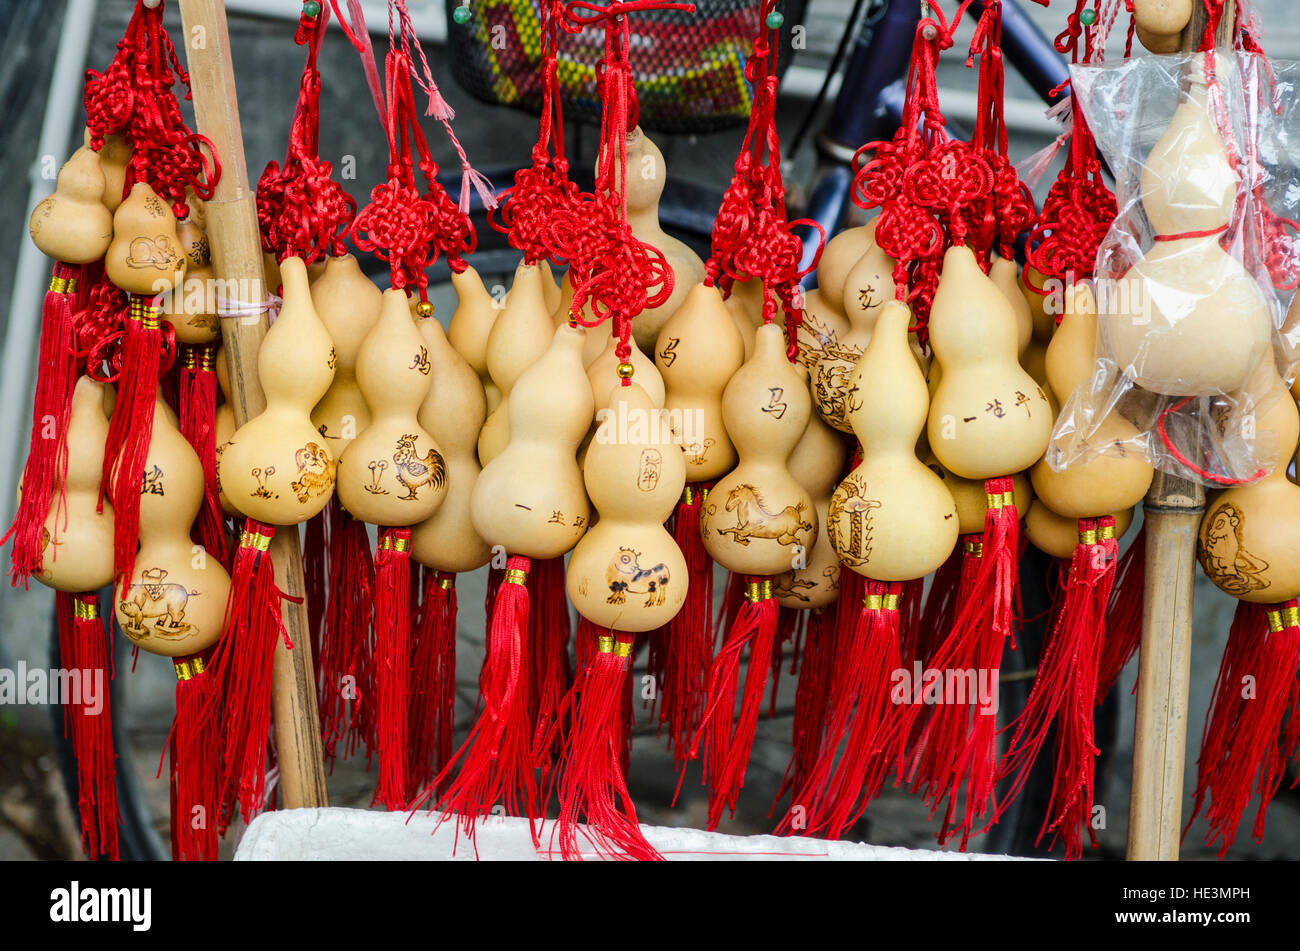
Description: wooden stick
xmin=178 ymin=0 xmax=328 ymax=811
xmin=1125 ymin=0 xmax=1235 ymax=863
xmin=1128 ymin=471 xmax=1201 ymax=860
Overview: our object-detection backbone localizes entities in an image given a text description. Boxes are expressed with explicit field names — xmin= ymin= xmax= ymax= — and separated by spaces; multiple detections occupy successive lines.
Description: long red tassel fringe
xmin=178 ymin=343 xmax=228 ymax=568
xmin=995 ymin=516 xmax=1117 ymax=859
xmin=780 ymin=580 xmax=908 ymax=839
xmin=4 ymin=265 xmax=81 ymax=588
xmin=56 ymin=592 xmax=119 ymax=860
xmin=1187 ymin=599 xmax=1300 ymax=856
xmin=303 ymin=507 xmax=328 ymax=667
xmin=409 ymin=570 xmax=457 ymax=799
xmin=204 ymin=519 xmax=295 ymax=828
xmin=546 ymin=627 xmax=662 ymax=861
xmin=775 ymin=604 xmax=837 ymax=812
xmin=908 ymin=476 xmax=1019 ymax=849
xmin=529 ymin=555 xmax=572 ymax=791
xmin=166 ymin=651 xmax=220 ymax=861
xmin=680 ymin=576 xmax=779 ymax=830
xmin=317 ymin=508 xmax=374 ymax=766
xmin=372 ymin=526 xmax=412 ymax=810
xmin=104 ymin=296 xmax=165 ymax=598
xmin=423 ymin=555 xmax=538 ymax=850
xmin=1097 ymin=523 xmax=1145 ymax=701
xmin=657 ymin=484 xmax=715 ymax=763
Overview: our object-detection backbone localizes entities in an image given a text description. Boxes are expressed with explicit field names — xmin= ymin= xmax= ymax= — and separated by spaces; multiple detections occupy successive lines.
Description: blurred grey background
xmin=0 ymin=0 xmax=1298 ymax=861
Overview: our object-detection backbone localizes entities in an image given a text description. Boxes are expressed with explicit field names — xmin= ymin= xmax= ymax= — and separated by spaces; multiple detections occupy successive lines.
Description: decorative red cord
xmin=350 ymin=46 xmax=476 ymax=298
xmin=705 ymin=0 xmax=825 ymax=363
xmin=1155 ymin=397 xmax=1267 ymax=485
xmin=1025 ymin=2 xmax=1117 ymax=298
xmin=257 ymin=4 xmax=357 ymax=265
xmin=851 ymin=2 xmax=1000 ymax=346
xmin=964 ymin=1 xmax=1034 ymax=266
xmin=490 ymin=0 xmax=584 ymax=265
xmin=83 ymin=0 xmax=218 ymax=220
xmin=545 ymin=0 xmax=691 ymax=378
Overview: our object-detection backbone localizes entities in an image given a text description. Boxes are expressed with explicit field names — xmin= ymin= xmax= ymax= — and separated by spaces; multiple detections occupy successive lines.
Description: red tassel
xmin=681 ymin=576 xmax=779 ymax=830
xmin=657 ymin=484 xmax=715 ymax=763
xmin=105 ymin=296 xmax=167 ymax=598
xmin=545 ymin=628 xmax=662 ymax=861
xmin=4 ymin=266 xmax=81 ymax=587
xmin=204 ymin=519 xmax=295 ymax=828
xmin=409 ymin=571 xmax=457 ymax=798
xmin=769 ymin=606 xmax=803 ymax=717
xmin=780 ymin=581 xmax=909 ymax=839
xmin=178 ymin=344 xmax=228 ymax=568
xmin=372 ymin=527 xmax=413 ymax=810
xmin=913 ymin=546 xmax=964 ymax=668
xmin=716 ymin=570 xmax=747 ymax=635
xmin=995 ymin=517 xmax=1117 ymax=859
xmin=904 ymin=540 xmax=980 ymax=765
xmin=317 ymin=508 xmax=375 ymax=766
xmin=775 ymin=605 xmax=837 ymax=810
xmin=909 ymin=477 xmax=1019 ymax=849
xmin=529 ymin=555 xmax=573 ymax=788
xmin=166 ymin=652 xmax=220 ymax=861
xmin=303 ymin=506 xmax=329 ymax=664
xmin=1097 ymin=524 xmax=1146 ymax=700
xmin=1187 ymin=600 xmax=1300 ymax=856
xmin=897 ymin=576 xmax=926 ymax=667
xmin=55 ymin=592 xmax=119 ymax=859
xmin=423 ymin=555 xmax=538 ymax=849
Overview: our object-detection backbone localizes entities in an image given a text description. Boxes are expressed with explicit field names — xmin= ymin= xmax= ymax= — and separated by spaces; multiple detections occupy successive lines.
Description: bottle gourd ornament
xmin=333 ymin=289 xmax=447 ymax=808
xmin=810 ymin=241 xmax=896 ymax=433
xmin=784 ymin=300 xmax=957 ymax=839
xmin=478 ymin=261 xmax=555 ymax=466
xmin=28 ymin=146 xmax=114 ymax=264
xmin=914 ymin=244 xmax=1052 ymax=849
xmin=692 ymin=323 xmax=816 ymax=829
xmin=114 ymin=390 xmax=231 ymax=861
xmin=1190 ymin=376 xmax=1300 ymax=855
xmin=1031 ymin=284 xmax=1154 ymax=518
xmin=1133 ymin=0 xmax=1193 ymax=53
xmin=774 ymin=411 xmax=850 ymax=611
xmin=307 ymin=254 xmax=382 ymax=767
xmin=814 ymin=219 xmax=876 ymax=323
xmin=210 ymin=256 xmax=335 ymax=825
xmin=652 ymin=281 xmax=746 ymax=763
xmin=1101 ymin=68 xmax=1271 ymax=398
xmin=29 ymin=377 xmax=120 ymax=859
xmin=311 ymin=254 xmax=383 ymax=452
xmin=218 ymin=258 xmax=337 ymax=523
xmin=554 ymin=381 xmax=688 ymax=861
xmin=430 ymin=322 xmax=594 ymax=840
xmin=624 ymin=128 xmax=706 ymax=351
xmin=446 ymin=264 xmax=501 ymax=411
xmin=5 ymin=147 xmax=113 ymax=586
xmin=408 ymin=316 xmax=492 ymax=796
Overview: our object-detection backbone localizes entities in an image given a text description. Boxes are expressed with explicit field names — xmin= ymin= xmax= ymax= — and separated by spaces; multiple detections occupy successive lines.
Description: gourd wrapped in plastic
xmin=1052 ymin=52 xmax=1300 ymax=485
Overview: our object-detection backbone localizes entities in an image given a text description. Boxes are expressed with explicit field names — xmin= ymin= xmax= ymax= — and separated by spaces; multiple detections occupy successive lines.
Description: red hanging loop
xmin=705 ymin=0 xmax=824 ymax=364
xmin=257 ymin=1 xmax=357 ymax=264
xmin=83 ymin=0 xmax=219 ymax=219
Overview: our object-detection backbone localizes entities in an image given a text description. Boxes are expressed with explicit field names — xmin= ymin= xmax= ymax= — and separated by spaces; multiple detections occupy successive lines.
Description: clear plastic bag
xmin=1047 ymin=51 xmax=1300 ymax=485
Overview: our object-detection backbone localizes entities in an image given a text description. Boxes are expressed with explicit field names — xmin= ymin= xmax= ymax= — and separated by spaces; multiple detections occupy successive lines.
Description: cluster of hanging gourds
xmin=9 ymin=0 xmax=1300 ymax=864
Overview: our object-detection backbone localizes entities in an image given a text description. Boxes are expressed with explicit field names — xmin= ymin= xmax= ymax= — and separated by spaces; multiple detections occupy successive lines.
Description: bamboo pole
xmin=1125 ymin=0 xmax=1235 ymax=863
xmin=177 ymin=0 xmax=328 ymax=811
